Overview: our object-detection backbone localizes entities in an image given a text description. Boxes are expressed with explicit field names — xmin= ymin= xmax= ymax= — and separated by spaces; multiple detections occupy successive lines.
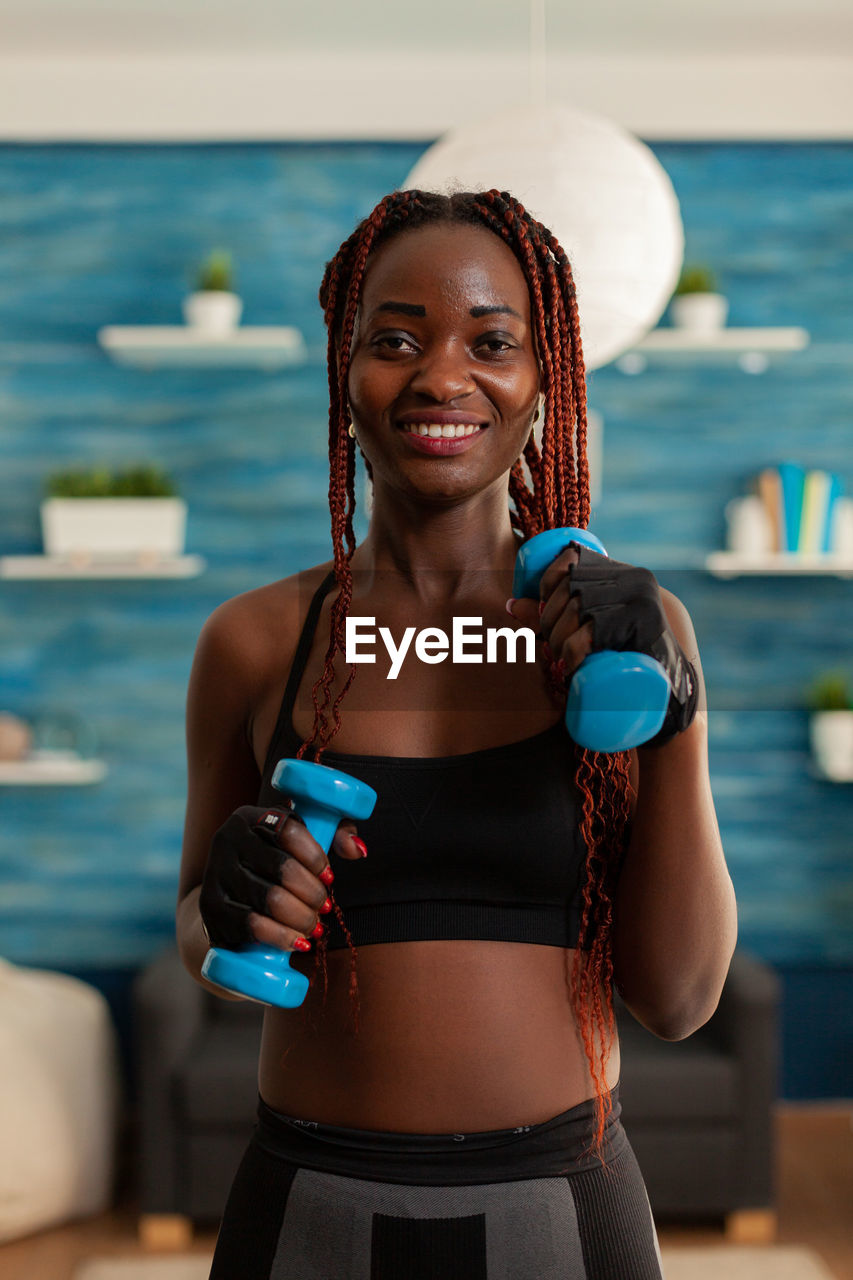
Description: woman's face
xmin=346 ymin=222 xmax=541 ymax=505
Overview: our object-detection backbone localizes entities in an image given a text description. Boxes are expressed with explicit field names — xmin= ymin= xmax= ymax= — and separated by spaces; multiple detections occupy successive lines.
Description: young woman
xmin=178 ymin=189 xmax=737 ymax=1279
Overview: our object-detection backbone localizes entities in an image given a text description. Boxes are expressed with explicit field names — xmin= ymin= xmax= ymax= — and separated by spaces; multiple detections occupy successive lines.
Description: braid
xmin=308 ymin=191 xmax=422 ymax=757
xmin=311 ymin=189 xmax=632 ymax=1157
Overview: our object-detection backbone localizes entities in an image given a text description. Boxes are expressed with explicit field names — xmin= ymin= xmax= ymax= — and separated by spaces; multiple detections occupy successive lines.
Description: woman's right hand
xmin=199 ymin=805 xmax=365 ymax=953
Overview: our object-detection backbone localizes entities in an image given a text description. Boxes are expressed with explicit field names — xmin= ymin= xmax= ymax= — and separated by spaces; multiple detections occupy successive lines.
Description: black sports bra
xmin=258 ymin=572 xmax=591 ymax=950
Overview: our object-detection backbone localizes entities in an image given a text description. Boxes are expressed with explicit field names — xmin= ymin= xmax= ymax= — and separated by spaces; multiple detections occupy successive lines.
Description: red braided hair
xmin=308 ymin=189 xmax=632 ymax=1156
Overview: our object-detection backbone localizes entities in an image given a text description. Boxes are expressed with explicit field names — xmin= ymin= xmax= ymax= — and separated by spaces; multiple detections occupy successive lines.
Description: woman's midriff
xmin=258 ymin=939 xmax=621 ymax=1133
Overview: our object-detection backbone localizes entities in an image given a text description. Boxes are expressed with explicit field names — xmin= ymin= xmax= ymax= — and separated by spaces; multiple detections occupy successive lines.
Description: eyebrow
xmin=373 ymin=301 xmax=523 ymax=320
xmin=374 ymin=301 xmax=426 ymax=317
xmin=469 ymin=304 xmax=523 ymax=320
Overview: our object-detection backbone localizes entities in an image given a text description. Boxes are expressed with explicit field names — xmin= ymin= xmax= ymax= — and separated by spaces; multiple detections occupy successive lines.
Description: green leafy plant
xmin=674 ymin=264 xmax=719 ymax=296
xmin=807 ymin=671 xmax=852 ymax=713
xmin=45 ymin=465 xmax=177 ymax=499
xmin=194 ymin=249 xmax=235 ymax=293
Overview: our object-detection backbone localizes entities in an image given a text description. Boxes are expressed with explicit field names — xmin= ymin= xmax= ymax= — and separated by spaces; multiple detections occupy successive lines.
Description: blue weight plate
xmin=271 ymin=758 xmax=377 ymax=820
xmin=202 ymin=943 xmax=310 ymax=1008
xmin=513 ymin=527 xmax=607 ymax=598
xmin=567 ymin=652 xmax=669 ymax=752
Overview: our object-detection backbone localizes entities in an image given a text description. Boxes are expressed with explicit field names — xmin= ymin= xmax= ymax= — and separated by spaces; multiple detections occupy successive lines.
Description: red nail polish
xmin=542 ymin=641 xmax=553 ymax=661
xmin=538 ymin=600 xmax=546 ymax=617
xmin=352 ymin=836 xmax=368 ymax=858
xmin=319 ymin=897 xmax=333 ymax=914
xmin=292 ymin=937 xmax=312 ymax=952
xmin=320 ymin=866 xmax=334 ymax=886
xmin=310 ymin=921 xmax=325 ymax=938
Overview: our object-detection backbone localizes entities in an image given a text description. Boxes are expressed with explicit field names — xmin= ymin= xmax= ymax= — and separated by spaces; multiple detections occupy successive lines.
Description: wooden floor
xmin=1 ymin=1103 xmax=851 ymax=1280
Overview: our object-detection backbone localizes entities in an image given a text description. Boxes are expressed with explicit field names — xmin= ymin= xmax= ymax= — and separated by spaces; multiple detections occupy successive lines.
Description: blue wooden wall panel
xmin=0 ymin=146 xmax=851 ymax=1095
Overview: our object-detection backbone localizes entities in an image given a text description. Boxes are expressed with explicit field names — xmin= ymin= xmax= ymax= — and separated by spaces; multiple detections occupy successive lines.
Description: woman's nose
xmin=408 ymin=346 xmax=474 ymax=402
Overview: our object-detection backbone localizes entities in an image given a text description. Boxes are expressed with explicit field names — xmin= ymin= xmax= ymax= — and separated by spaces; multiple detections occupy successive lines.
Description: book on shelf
xmin=799 ymin=470 xmax=842 ymax=554
xmin=757 ymin=469 xmax=783 ymax=552
xmin=755 ymin=463 xmax=845 ymax=555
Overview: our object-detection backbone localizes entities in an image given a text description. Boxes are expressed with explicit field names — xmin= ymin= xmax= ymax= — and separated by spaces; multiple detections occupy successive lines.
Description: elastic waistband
xmin=254 ymin=1086 xmax=627 ymax=1186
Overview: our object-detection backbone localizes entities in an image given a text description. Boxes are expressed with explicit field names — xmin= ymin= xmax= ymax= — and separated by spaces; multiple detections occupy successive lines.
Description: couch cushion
xmin=176 ymin=1022 xmax=262 ymax=1125
xmin=617 ymin=1015 xmax=738 ymax=1122
xmin=628 ymin=1127 xmax=744 ymax=1218
xmin=203 ymin=990 xmax=267 ymax=1027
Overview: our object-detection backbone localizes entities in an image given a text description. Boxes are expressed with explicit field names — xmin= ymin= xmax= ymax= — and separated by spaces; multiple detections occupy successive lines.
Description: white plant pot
xmin=724 ymin=496 xmax=774 ymax=555
xmin=41 ymin=498 xmax=187 ymax=561
xmin=670 ymin=292 xmax=729 ymax=332
xmin=809 ymin=710 xmax=853 ymax=782
xmin=182 ymin=291 xmax=243 ymax=334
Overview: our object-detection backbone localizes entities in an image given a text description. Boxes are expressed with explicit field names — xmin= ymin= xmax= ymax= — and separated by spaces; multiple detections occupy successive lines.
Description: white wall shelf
xmin=98 ymin=325 xmax=307 ymax=369
xmin=706 ymin=552 xmax=853 ymax=578
xmin=618 ymin=327 xmax=810 ymax=375
xmin=0 ymin=554 xmax=206 ymax=579
xmin=636 ymin=327 xmax=809 ymax=352
xmin=0 ymin=750 xmax=107 ymax=787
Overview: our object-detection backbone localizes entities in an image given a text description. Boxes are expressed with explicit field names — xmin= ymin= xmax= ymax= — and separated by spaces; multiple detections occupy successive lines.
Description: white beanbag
xmin=0 ymin=958 xmax=120 ymax=1242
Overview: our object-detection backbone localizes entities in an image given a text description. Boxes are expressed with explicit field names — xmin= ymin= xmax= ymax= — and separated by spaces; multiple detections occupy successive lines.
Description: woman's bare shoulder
xmin=196 ymin=561 xmax=335 ymax=673
xmin=186 ymin=564 xmax=336 ymax=740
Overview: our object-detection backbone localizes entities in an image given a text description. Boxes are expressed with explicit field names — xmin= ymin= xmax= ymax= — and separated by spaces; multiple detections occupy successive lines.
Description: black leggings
xmin=210 ymin=1087 xmax=663 ymax=1279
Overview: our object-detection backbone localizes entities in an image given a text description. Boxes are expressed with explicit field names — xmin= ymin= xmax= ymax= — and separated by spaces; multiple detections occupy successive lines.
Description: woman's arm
xmin=516 ymin=545 xmax=737 ymax=1041
xmin=178 ymin=593 xmax=271 ymax=994
xmin=611 ymin=590 xmax=737 ymax=1040
xmin=177 ymin=576 xmax=367 ymax=997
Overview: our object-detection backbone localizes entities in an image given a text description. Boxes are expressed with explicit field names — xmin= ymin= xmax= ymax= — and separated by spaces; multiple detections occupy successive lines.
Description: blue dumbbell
xmin=512 ymin=528 xmax=671 ymax=753
xmin=202 ymin=759 xmax=377 ymax=1007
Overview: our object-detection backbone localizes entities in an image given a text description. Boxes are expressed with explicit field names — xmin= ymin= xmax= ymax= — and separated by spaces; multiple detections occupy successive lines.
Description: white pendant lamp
xmin=402 ymin=102 xmax=684 ymax=370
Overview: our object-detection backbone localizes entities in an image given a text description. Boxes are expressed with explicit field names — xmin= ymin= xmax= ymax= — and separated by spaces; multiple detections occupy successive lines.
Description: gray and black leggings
xmin=209 ymin=1086 xmax=663 ymax=1279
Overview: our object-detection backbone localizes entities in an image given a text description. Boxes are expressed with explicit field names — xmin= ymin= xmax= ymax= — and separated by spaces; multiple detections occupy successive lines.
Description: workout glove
xmin=569 ymin=546 xmax=700 ymax=747
xmin=199 ymin=805 xmax=297 ymax=949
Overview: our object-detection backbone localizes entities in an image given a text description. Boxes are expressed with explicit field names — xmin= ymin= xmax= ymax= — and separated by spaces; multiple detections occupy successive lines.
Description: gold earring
xmin=347 ymin=421 xmax=356 ymax=439
xmin=533 ymin=393 xmax=545 ymax=424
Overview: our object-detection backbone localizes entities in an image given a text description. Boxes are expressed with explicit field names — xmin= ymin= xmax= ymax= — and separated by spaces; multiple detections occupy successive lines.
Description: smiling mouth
xmin=399 ymin=422 xmax=484 ymax=439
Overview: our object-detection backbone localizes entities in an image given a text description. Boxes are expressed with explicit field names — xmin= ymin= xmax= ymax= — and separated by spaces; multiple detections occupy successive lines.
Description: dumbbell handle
xmin=201 ymin=759 xmax=376 ymax=1007
xmin=513 ymin=528 xmax=671 ymax=753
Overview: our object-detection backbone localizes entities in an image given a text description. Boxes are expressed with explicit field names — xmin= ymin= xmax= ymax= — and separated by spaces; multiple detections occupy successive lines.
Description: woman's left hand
xmin=509 ymin=543 xmax=700 ymax=746
xmin=509 ymin=543 xmax=592 ymax=681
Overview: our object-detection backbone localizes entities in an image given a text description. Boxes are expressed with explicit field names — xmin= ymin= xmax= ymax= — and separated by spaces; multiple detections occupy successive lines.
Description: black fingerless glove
xmin=199 ymin=806 xmax=294 ymax=949
xmin=569 ymin=545 xmax=700 ymax=747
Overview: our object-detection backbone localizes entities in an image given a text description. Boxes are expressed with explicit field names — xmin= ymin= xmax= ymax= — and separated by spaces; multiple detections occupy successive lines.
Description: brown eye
xmin=476 ymin=335 xmax=515 ymax=355
xmin=371 ymin=333 xmax=417 ymax=354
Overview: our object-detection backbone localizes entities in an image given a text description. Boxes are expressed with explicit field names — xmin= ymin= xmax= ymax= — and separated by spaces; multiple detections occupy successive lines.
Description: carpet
xmin=74 ymin=1261 xmax=211 ymax=1280
xmin=662 ymin=1245 xmax=837 ymax=1279
xmin=73 ymin=1244 xmax=838 ymax=1280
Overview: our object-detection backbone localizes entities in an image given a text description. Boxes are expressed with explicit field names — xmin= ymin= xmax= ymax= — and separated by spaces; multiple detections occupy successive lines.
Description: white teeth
xmin=403 ymin=423 xmax=482 ymax=439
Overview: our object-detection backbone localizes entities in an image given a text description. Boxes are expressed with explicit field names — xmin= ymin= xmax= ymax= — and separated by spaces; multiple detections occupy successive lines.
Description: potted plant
xmin=41 ymin=465 xmax=187 ymax=564
xmin=807 ymin=671 xmax=853 ymax=781
xmin=670 ymin=264 xmax=729 ymax=333
xmin=182 ymin=249 xmax=243 ymax=334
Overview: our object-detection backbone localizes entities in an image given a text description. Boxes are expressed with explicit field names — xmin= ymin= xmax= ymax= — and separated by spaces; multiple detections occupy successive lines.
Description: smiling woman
xmin=177 ymin=189 xmax=735 ymax=1279
xmin=346 ymin=221 xmax=541 ymax=487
